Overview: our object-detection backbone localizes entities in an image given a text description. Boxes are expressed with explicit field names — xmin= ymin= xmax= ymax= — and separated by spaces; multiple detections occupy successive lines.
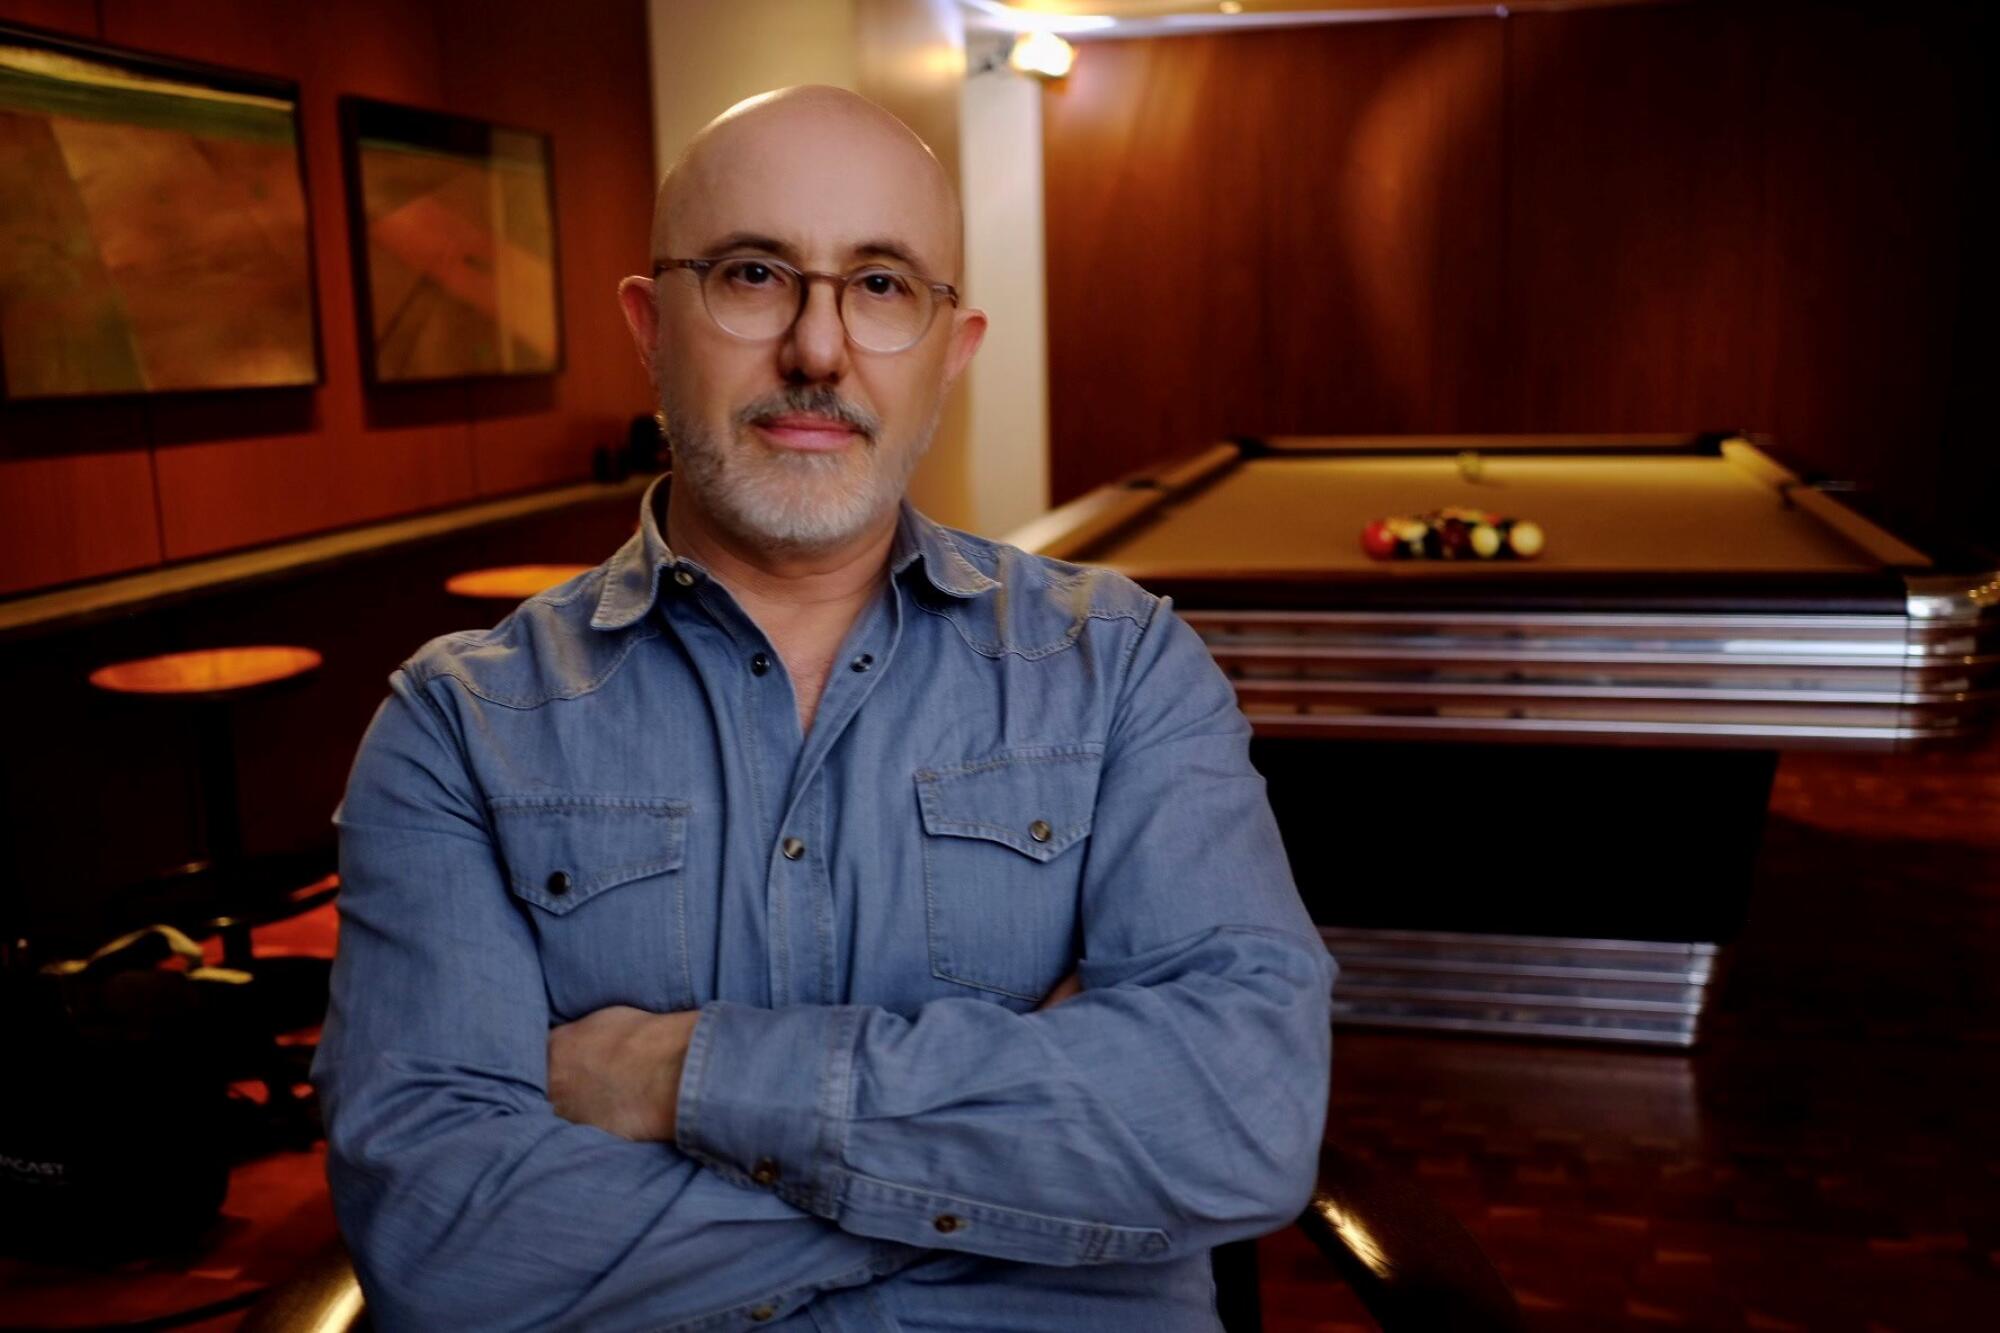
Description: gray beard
xmin=661 ymin=392 xmax=937 ymax=553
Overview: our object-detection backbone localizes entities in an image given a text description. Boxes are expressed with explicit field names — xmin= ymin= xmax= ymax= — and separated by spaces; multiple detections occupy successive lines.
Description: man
xmin=315 ymin=86 xmax=1333 ymax=1332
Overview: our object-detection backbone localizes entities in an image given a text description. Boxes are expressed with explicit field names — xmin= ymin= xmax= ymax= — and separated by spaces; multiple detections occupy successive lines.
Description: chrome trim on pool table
xmin=1185 ymin=592 xmax=1998 ymax=750
xmin=1321 ymin=927 xmax=1718 ymax=1047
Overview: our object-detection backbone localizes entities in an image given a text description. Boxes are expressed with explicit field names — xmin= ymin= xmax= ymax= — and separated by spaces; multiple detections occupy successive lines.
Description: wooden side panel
xmin=0 ymin=450 xmax=160 ymax=596
xmin=1748 ymin=2 xmax=1984 ymax=535
xmin=1042 ymin=21 xmax=1505 ymax=501
xmin=0 ymin=0 xmax=95 ymax=35
xmin=1499 ymin=3 xmax=1767 ymax=433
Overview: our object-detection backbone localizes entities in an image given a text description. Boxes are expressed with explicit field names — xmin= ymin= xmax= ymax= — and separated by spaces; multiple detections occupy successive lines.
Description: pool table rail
xmin=1011 ymin=436 xmax=1998 ymax=753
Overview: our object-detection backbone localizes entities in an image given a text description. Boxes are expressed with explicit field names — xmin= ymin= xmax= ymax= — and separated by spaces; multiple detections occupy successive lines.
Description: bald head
xmin=652 ymin=85 xmax=963 ymax=282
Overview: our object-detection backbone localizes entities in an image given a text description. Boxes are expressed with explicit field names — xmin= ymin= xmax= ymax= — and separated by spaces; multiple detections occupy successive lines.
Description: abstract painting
xmin=341 ymin=97 xmax=560 ymax=384
xmin=0 ymin=25 xmax=316 ymax=399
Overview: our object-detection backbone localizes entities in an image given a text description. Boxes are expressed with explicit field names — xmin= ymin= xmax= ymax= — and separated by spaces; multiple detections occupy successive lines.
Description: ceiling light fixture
xmin=1007 ymin=29 xmax=1077 ymax=79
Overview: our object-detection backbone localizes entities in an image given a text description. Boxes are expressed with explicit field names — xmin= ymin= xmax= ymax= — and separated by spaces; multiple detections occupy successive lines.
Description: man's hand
xmin=548 ymin=1005 xmax=700 ymax=1142
xmin=1038 ymin=972 xmax=1083 ymax=1010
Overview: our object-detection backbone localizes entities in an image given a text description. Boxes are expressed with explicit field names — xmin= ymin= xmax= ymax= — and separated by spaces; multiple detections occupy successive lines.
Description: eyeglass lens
xmin=700 ymin=258 xmax=934 ymax=352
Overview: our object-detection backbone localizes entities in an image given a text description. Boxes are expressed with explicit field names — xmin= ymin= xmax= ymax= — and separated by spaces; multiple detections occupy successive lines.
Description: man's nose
xmin=779 ymin=280 xmax=848 ymax=383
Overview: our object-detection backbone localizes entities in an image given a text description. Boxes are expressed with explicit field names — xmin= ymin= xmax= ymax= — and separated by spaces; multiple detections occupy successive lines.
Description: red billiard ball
xmin=1361 ymin=519 xmax=1399 ymax=560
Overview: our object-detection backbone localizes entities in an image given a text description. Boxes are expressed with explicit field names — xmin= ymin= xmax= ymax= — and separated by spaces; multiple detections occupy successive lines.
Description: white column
xmin=959 ymin=49 xmax=1051 ymax=537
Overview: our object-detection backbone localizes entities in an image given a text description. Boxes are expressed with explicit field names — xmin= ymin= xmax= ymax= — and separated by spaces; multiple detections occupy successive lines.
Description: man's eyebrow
xmin=689 ymin=233 xmax=934 ymax=274
xmin=701 ymin=232 xmax=801 ymax=262
xmin=850 ymin=239 xmax=927 ymax=271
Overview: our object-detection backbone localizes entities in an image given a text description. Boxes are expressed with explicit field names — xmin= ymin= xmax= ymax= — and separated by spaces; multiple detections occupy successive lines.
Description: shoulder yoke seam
xmin=407 ymin=623 xmax=663 ymax=710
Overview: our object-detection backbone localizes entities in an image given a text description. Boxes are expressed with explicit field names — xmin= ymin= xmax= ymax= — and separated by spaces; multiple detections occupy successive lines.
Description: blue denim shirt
xmin=314 ymin=478 xmax=1334 ymax=1332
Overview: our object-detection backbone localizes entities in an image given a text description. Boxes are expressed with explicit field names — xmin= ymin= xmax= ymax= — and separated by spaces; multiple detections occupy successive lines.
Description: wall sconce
xmin=1007 ymin=30 xmax=1076 ymax=80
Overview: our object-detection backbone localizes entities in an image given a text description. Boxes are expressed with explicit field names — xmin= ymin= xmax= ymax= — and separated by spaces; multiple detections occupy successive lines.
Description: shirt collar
xmin=591 ymin=474 xmax=998 ymax=632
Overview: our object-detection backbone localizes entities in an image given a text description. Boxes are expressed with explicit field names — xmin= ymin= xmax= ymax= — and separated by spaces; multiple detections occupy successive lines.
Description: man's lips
xmin=752 ymin=413 xmax=862 ymax=452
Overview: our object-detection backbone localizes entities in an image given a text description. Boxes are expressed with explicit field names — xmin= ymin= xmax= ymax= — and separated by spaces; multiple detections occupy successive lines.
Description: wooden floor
xmin=2 ymin=745 xmax=1995 ymax=1329
xmin=1264 ymin=742 xmax=2000 ymax=1332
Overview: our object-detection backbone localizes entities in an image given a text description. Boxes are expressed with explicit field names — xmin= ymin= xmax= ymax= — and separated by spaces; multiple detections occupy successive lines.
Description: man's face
xmin=619 ymin=96 xmax=984 ymax=552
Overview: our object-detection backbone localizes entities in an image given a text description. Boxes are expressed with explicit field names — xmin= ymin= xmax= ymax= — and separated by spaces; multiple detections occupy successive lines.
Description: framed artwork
xmin=339 ymin=97 xmax=561 ymax=385
xmin=0 ymin=23 xmax=319 ymax=400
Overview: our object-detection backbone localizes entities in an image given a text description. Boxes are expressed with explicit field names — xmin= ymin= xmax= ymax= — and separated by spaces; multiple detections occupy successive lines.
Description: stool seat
xmin=89 ymin=646 xmax=322 ymax=700
xmin=83 ymin=646 xmax=325 ymax=972
xmin=445 ymin=564 xmax=594 ymax=600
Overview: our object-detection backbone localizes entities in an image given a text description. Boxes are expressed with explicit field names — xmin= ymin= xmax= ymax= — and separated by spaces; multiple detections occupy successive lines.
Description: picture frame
xmin=0 ymin=21 xmax=321 ymax=401
xmin=338 ymin=96 xmax=563 ymax=386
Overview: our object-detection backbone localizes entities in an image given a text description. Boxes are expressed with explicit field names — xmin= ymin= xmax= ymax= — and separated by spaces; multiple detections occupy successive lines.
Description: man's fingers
xmin=1037 ymin=971 xmax=1083 ymax=1010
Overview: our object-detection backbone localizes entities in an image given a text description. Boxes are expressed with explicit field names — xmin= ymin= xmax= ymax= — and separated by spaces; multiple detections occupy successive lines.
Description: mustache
xmin=734 ymin=386 xmax=880 ymax=442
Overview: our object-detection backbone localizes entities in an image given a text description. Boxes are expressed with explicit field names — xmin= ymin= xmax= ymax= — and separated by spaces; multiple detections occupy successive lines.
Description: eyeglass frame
xmin=652 ymin=256 xmax=961 ymax=353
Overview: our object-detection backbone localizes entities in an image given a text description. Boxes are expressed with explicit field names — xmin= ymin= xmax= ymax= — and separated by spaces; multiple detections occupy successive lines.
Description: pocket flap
xmin=915 ymin=746 xmax=1102 ymax=863
xmin=488 ymin=796 xmax=689 ymax=915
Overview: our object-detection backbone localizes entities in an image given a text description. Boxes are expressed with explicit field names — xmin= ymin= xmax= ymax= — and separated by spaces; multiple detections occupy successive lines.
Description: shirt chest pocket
xmin=915 ymin=745 xmax=1102 ymax=1002
xmin=489 ymin=796 xmax=694 ymax=1017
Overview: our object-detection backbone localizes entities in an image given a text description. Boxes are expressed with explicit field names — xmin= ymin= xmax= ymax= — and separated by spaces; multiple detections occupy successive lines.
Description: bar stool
xmin=88 ymin=645 xmax=335 ymax=1146
xmin=88 ymin=646 xmax=329 ymax=969
xmin=445 ymin=564 xmax=594 ymax=602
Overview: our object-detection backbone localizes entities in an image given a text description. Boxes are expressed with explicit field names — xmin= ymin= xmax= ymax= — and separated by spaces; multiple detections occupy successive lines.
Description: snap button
xmin=1028 ymin=820 xmax=1052 ymax=843
xmin=748 ymin=1305 xmax=776 ymax=1322
xmin=750 ymin=653 xmax=770 ymax=676
xmin=751 ymin=1158 xmax=780 ymax=1186
xmin=546 ymin=870 xmax=572 ymax=896
xmin=672 ymin=568 xmax=695 ymax=587
xmin=849 ymin=653 xmax=874 ymax=672
xmin=933 ymin=1213 xmax=963 ymax=1234
xmin=781 ymin=837 xmax=806 ymax=861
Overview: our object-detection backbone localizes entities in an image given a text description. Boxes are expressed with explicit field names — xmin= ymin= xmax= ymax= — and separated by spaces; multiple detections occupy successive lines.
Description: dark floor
xmin=3 ymin=745 xmax=1997 ymax=1330
xmin=1265 ymin=741 xmax=2000 ymax=1332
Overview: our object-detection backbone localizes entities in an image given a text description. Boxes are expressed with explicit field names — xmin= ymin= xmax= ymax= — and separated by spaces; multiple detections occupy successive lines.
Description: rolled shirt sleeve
xmin=674 ymin=600 xmax=1336 ymax=1265
xmin=314 ymin=672 xmax=917 ymax=1332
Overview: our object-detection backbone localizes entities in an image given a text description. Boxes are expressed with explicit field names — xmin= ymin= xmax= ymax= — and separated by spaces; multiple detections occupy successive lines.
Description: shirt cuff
xmin=675 ymin=999 xmax=863 ymax=1220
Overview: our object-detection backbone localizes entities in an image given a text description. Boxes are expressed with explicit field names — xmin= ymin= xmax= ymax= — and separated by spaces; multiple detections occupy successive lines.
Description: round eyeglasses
xmin=654 ymin=256 xmax=959 ymax=354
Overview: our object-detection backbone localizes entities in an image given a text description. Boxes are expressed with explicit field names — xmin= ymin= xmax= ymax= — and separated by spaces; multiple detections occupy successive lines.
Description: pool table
xmin=1008 ymin=434 xmax=1998 ymax=1045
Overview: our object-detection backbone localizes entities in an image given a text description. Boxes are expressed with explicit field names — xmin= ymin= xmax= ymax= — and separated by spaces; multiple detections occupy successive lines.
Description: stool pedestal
xmin=89 ymin=646 xmax=324 ymax=968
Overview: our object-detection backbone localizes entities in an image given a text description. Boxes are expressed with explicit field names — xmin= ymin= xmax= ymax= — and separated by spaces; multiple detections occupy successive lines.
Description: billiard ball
xmin=1509 ymin=520 xmax=1545 ymax=558
xmin=1470 ymin=524 xmax=1502 ymax=558
xmin=1438 ymin=519 xmax=1471 ymax=557
xmin=1361 ymin=520 xmax=1398 ymax=559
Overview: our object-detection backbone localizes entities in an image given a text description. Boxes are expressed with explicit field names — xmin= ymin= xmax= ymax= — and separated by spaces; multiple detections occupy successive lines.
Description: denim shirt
xmin=313 ymin=477 xmax=1335 ymax=1333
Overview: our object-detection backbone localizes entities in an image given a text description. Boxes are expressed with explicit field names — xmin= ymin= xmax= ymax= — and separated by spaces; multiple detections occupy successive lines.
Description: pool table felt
xmin=1091 ymin=455 xmax=1900 ymax=577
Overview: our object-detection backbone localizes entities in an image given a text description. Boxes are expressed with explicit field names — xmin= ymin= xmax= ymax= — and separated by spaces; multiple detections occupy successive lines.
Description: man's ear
xmin=941 ymin=306 xmax=988 ymax=389
xmin=616 ymin=276 xmax=661 ymax=383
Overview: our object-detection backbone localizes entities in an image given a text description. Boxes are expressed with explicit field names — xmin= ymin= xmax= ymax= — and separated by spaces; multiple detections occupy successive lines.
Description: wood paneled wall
xmin=1042 ymin=1 xmax=1996 ymax=545
xmin=0 ymin=0 xmax=655 ymax=596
